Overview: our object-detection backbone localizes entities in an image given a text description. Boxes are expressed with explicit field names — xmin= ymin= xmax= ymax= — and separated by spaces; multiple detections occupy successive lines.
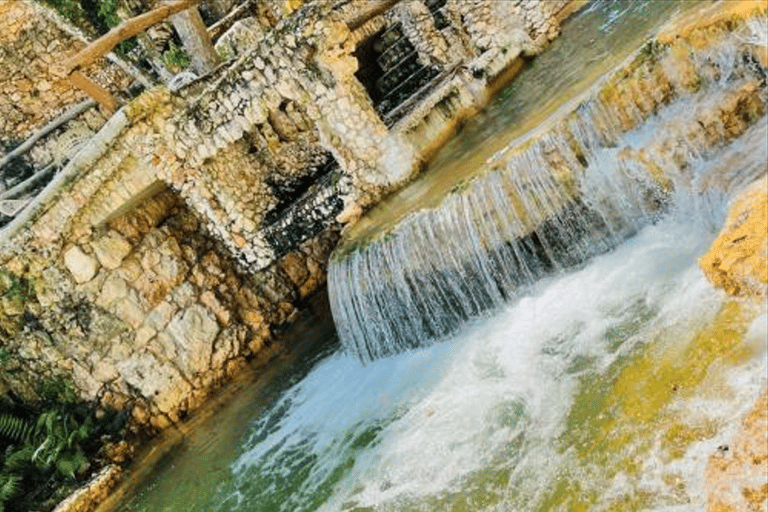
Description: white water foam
xmin=216 ymin=193 xmax=766 ymax=511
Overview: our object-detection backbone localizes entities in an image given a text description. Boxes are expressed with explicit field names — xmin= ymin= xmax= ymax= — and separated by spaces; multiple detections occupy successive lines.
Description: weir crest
xmin=328 ymin=10 xmax=768 ymax=361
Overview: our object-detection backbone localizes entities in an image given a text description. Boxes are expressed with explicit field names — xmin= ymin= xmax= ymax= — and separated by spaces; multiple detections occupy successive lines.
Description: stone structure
xmin=0 ymin=1 xmax=130 ymax=167
xmin=699 ymin=177 xmax=767 ymax=512
xmin=0 ymin=1 xmax=764 ymax=510
xmin=0 ymin=0 xmax=574 ymax=432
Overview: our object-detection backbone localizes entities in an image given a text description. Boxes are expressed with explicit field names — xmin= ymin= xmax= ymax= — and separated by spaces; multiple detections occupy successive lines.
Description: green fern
xmin=3 ymin=445 xmax=34 ymax=472
xmin=0 ymin=415 xmax=33 ymax=443
xmin=0 ymin=473 xmax=21 ymax=504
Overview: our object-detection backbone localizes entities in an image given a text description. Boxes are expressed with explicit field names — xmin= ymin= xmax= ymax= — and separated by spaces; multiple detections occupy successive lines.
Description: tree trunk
xmin=170 ymin=7 xmax=220 ymax=75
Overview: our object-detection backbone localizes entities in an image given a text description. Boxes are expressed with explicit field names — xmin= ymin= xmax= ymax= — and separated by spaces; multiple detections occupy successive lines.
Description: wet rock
xmin=51 ymin=465 xmax=122 ymax=512
xmin=700 ymin=176 xmax=768 ymax=300
xmin=706 ymin=393 xmax=768 ymax=512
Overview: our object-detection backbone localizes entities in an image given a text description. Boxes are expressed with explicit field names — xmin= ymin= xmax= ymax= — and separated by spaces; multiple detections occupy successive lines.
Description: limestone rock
xmin=167 ymin=304 xmax=220 ymax=378
xmin=117 ymin=352 xmax=191 ymax=414
xmin=97 ymin=275 xmax=128 ymax=309
xmin=700 ymin=176 xmax=768 ymax=300
xmin=706 ymin=393 xmax=768 ymax=512
xmin=64 ymin=246 xmax=99 ymax=284
xmin=93 ymin=232 xmax=132 ymax=270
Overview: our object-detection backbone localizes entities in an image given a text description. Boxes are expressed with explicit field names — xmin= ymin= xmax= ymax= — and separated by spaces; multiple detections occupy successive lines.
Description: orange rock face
xmin=700 ymin=176 xmax=768 ymax=300
xmin=700 ymin=176 xmax=767 ymax=512
xmin=706 ymin=393 xmax=768 ymax=512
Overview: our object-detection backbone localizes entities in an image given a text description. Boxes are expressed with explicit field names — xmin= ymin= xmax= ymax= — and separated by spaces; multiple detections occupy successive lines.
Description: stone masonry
xmin=0 ymin=0 xmax=577 ymax=430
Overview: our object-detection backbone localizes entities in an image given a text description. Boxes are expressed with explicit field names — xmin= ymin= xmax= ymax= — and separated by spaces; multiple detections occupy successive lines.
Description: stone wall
xmin=0 ymin=0 xmax=580 ymax=432
xmin=0 ymin=178 xmax=337 ymax=431
xmin=0 ymin=1 xmax=129 ymax=164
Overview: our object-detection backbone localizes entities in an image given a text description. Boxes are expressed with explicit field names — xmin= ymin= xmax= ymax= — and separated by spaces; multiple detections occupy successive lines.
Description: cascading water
xmin=329 ymin=4 xmax=768 ymax=361
xmin=113 ymin=3 xmax=767 ymax=512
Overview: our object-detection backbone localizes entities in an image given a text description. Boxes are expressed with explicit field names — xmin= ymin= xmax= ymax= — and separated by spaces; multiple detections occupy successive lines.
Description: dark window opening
xmin=264 ymin=152 xmax=338 ymax=226
xmin=354 ymin=28 xmax=388 ymax=106
xmin=354 ymin=22 xmax=443 ymax=126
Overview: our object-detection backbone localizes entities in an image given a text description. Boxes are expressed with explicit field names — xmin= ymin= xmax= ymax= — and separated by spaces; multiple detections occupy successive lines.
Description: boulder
xmin=63 ymin=245 xmax=99 ymax=284
xmin=700 ymin=176 xmax=768 ymax=300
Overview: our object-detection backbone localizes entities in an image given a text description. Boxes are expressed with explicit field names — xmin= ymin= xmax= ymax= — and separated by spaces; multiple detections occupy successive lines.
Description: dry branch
xmin=208 ymin=0 xmax=257 ymax=42
xmin=0 ymin=99 xmax=97 ymax=169
xmin=0 ymin=161 xmax=59 ymax=201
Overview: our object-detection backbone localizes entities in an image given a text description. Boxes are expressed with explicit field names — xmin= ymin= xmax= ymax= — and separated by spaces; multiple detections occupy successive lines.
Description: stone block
xmin=93 ymin=232 xmax=132 ymax=270
xmin=97 ymin=275 xmax=128 ymax=309
xmin=64 ymin=245 xmax=99 ymax=284
xmin=167 ymin=304 xmax=220 ymax=377
xmin=113 ymin=293 xmax=146 ymax=329
xmin=117 ymin=352 xmax=192 ymax=414
xmin=146 ymin=301 xmax=175 ymax=331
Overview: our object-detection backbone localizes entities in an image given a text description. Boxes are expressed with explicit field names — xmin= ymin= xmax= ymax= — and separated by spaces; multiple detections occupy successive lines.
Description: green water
xmin=342 ymin=0 xmax=705 ymax=249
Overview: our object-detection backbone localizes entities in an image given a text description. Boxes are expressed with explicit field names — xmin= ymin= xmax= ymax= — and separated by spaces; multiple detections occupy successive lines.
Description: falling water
xmin=328 ymin=6 xmax=768 ymax=361
xmin=112 ymin=2 xmax=767 ymax=512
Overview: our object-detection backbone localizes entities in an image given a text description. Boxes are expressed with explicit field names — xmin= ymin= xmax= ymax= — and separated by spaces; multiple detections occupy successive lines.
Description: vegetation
xmin=161 ymin=42 xmax=191 ymax=74
xmin=42 ymin=0 xmax=137 ymax=53
xmin=0 ymin=354 xmax=128 ymax=512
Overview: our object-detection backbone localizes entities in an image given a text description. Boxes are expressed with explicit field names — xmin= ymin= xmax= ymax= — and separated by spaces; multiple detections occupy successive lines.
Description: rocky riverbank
xmin=700 ymin=175 xmax=768 ymax=512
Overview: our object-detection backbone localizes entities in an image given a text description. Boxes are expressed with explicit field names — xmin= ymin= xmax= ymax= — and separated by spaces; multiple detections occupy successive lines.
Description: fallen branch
xmin=0 ymin=99 xmax=97 ymax=169
xmin=0 ymin=161 xmax=60 ymax=201
xmin=0 ymin=109 xmax=130 ymax=245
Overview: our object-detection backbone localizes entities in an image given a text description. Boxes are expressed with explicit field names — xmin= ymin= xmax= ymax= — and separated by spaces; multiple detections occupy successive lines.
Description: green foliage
xmin=162 ymin=42 xmax=192 ymax=73
xmin=0 ymin=405 xmax=92 ymax=510
xmin=0 ymin=389 xmax=127 ymax=511
xmin=0 ymin=348 xmax=9 ymax=371
xmin=96 ymin=0 xmax=121 ymax=28
xmin=41 ymin=0 xmax=137 ymax=53
xmin=35 ymin=376 xmax=78 ymax=405
xmin=0 ymin=474 xmax=21 ymax=505
xmin=41 ymin=0 xmax=89 ymax=30
xmin=0 ymin=415 xmax=34 ymax=443
xmin=0 ymin=271 xmax=33 ymax=304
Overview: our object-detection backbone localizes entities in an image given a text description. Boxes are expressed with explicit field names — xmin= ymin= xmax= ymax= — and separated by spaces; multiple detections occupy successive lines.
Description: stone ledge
xmin=700 ymin=175 xmax=768 ymax=301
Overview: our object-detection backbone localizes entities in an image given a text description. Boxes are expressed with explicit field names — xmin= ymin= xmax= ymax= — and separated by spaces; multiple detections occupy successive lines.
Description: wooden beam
xmin=345 ymin=0 xmax=402 ymax=31
xmin=65 ymin=0 xmax=199 ymax=73
xmin=68 ymin=71 xmax=119 ymax=112
xmin=170 ymin=7 xmax=219 ymax=75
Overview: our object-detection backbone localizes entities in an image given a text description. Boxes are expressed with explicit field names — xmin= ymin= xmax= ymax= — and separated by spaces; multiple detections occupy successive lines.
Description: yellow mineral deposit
xmin=700 ymin=175 xmax=768 ymax=301
xmin=706 ymin=393 xmax=768 ymax=512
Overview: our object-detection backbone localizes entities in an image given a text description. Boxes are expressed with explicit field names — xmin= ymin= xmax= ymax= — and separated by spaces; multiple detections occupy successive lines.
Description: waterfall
xmin=329 ymin=18 xmax=768 ymax=361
